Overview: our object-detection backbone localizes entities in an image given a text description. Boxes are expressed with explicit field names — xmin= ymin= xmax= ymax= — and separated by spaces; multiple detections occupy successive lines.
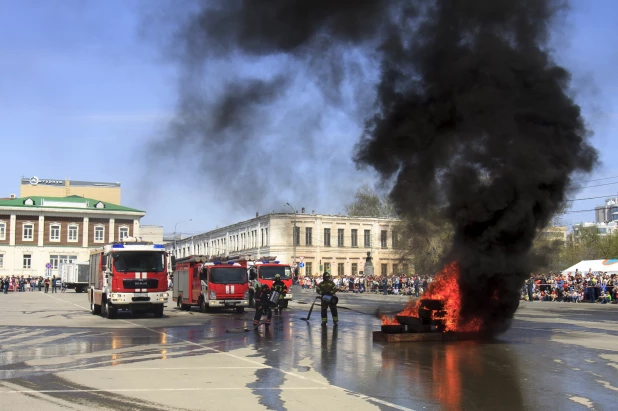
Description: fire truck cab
xmin=88 ymin=238 xmax=169 ymax=319
xmin=173 ymin=256 xmax=249 ymax=313
xmin=246 ymin=257 xmax=293 ymax=308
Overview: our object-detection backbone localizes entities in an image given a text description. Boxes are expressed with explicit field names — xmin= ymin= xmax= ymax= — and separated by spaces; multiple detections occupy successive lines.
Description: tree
xmin=393 ymin=215 xmax=454 ymax=276
xmin=344 ymin=184 xmax=395 ymax=218
xmin=556 ymin=226 xmax=618 ymax=270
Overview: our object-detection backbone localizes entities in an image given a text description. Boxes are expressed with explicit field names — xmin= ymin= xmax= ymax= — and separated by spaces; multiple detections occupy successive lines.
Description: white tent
xmin=561 ymin=259 xmax=618 ymax=275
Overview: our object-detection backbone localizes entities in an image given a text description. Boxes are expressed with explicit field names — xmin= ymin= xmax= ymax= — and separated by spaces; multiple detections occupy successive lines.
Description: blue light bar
xmin=153 ymin=244 xmax=165 ymax=249
xmin=112 ymin=244 xmax=124 ymax=248
xmin=274 ymin=261 xmax=280 ymax=264
xmin=213 ymin=261 xmax=221 ymax=265
xmin=262 ymin=260 xmax=269 ymax=264
xmin=228 ymin=261 xmax=235 ymax=265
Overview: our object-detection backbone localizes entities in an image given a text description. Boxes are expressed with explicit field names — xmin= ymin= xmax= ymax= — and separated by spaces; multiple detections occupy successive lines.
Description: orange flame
xmin=393 ymin=261 xmax=482 ymax=332
xmin=381 ymin=316 xmax=400 ymax=325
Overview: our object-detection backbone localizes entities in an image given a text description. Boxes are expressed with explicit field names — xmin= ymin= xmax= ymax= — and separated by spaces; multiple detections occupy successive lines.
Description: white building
xmin=595 ymin=198 xmax=618 ymax=223
xmin=571 ymin=221 xmax=618 ymax=239
xmin=0 ymin=195 xmax=145 ymax=278
xmin=170 ymin=212 xmax=405 ymax=277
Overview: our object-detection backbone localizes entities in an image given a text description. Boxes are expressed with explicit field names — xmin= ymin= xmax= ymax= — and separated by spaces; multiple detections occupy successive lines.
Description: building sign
xmin=25 ymin=176 xmax=65 ymax=186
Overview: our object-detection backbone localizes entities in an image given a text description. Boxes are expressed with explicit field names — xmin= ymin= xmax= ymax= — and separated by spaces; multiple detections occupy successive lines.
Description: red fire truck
xmin=245 ymin=257 xmax=293 ymax=308
xmin=172 ymin=255 xmax=249 ymax=313
xmin=88 ymin=239 xmax=169 ymax=319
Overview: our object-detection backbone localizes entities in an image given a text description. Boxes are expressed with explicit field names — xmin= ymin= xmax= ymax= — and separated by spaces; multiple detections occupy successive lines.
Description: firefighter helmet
xmin=323 ymin=272 xmax=331 ymax=281
xmin=274 ymin=274 xmax=281 ymax=280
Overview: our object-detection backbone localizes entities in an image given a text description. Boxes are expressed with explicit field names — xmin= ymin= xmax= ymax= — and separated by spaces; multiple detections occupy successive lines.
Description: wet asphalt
xmin=0 ymin=286 xmax=617 ymax=410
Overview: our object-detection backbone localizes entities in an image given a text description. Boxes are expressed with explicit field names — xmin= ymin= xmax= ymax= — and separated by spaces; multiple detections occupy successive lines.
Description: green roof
xmin=0 ymin=195 xmax=144 ymax=213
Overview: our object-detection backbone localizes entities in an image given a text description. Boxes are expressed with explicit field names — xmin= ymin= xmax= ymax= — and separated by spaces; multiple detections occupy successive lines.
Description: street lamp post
xmin=284 ymin=203 xmax=296 ymax=276
xmin=173 ymin=219 xmax=192 ymax=258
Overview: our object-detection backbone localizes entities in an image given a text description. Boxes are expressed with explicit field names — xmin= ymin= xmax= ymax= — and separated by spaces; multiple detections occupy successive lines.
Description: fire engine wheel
xmin=153 ymin=305 xmax=164 ymax=318
xmin=282 ymin=300 xmax=289 ymax=309
xmin=90 ymin=296 xmax=101 ymax=315
xmin=199 ymin=299 xmax=207 ymax=313
xmin=235 ymin=307 xmax=245 ymax=313
xmin=102 ymin=300 xmax=117 ymax=319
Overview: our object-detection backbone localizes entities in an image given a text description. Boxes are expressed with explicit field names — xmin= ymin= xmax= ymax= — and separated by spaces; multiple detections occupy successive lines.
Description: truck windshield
xmin=210 ymin=268 xmax=247 ymax=284
xmin=112 ymin=252 xmax=165 ymax=273
xmin=259 ymin=266 xmax=292 ymax=280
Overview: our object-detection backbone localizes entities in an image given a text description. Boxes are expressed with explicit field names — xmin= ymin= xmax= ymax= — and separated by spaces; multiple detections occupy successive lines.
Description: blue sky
xmin=0 ymin=0 xmax=616 ymax=236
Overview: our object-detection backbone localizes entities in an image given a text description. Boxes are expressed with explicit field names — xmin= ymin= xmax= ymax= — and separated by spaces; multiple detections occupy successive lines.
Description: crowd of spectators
xmin=300 ymin=274 xmax=433 ymax=296
xmin=522 ymin=269 xmax=617 ymax=304
xmin=0 ymin=275 xmax=60 ymax=293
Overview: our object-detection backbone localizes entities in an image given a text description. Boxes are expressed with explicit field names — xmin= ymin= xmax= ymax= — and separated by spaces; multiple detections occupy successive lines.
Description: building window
xmin=324 ymin=262 xmax=331 ymax=274
xmin=50 ymin=255 xmax=59 ymax=269
xmin=94 ymin=226 xmax=105 ymax=242
xmin=351 ymin=263 xmax=358 ymax=276
xmin=0 ymin=253 xmax=3 ymax=268
xmin=392 ymin=231 xmax=398 ymax=248
xmin=305 ymin=262 xmax=312 ymax=276
xmin=68 ymin=224 xmax=79 ymax=242
xmin=0 ymin=222 xmax=5 ymax=240
xmin=324 ymin=228 xmax=331 ymax=247
xmin=351 ymin=229 xmax=358 ymax=247
xmin=23 ymin=223 xmax=34 ymax=241
xmin=305 ymin=227 xmax=313 ymax=246
xmin=381 ymin=263 xmax=387 ymax=275
xmin=293 ymin=226 xmax=300 ymax=246
xmin=364 ymin=230 xmax=371 ymax=247
xmin=50 ymin=224 xmax=61 ymax=241
xmin=337 ymin=229 xmax=344 ymax=247
xmin=403 ymin=263 xmax=409 ymax=274
xmin=23 ymin=254 xmax=32 ymax=269
xmin=381 ymin=230 xmax=387 ymax=248
xmin=119 ymin=226 xmax=129 ymax=241
xmin=337 ymin=263 xmax=344 ymax=276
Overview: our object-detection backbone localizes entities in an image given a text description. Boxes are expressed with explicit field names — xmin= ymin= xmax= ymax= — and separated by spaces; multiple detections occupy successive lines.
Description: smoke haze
xmin=148 ymin=0 xmax=597 ymax=330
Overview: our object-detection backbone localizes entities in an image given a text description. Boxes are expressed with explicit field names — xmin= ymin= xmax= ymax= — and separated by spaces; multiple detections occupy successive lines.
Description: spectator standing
xmin=526 ymin=275 xmax=535 ymax=302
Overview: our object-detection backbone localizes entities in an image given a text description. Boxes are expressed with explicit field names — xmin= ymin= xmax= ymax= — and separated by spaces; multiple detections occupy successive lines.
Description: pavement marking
xmin=0 ymin=366 xmax=266 ymax=373
xmin=2 ymin=387 xmax=336 ymax=394
xmin=44 ymin=292 xmax=415 ymax=411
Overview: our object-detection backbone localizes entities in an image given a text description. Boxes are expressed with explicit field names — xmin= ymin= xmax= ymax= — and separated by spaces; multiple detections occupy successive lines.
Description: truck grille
xmin=123 ymin=279 xmax=159 ymax=289
xmin=132 ymin=297 xmax=151 ymax=302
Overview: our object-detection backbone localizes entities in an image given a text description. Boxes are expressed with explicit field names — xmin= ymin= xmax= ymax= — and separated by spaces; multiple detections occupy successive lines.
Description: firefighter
xmin=253 ymin=283 xmax=273 ymax=329
xmin=249 ymin=269 xmax=260 ymax=308
xmin=316 ymin=272 xmax=338 ymax=326
xmin=272 ymin=273 xmax=287 ymax=315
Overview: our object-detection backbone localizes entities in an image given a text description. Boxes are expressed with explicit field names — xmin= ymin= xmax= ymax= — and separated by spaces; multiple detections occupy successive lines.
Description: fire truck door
xmin=192 ymin=266 xmax=201 ymax=301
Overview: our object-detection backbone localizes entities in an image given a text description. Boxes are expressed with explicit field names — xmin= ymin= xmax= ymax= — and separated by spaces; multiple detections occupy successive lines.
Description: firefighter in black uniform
xmin=316 ymin=272 xmax=338 ymax=326
xmin=272 ymin=273 xmax=287 ymax=315
xmin=253 ymin=283 xmax=273 ymax=329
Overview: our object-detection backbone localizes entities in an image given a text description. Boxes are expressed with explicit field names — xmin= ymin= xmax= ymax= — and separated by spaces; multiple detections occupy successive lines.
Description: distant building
xmin=0 ymin=195 xmax=144 ymax=277
xmin=595 ymin=197 xmax=618 ymax=223
xmin=170 ymin=212 xmax=404 ymax=277
xmin=139 ymin=225 xmax=164 ymax=243
xmin=570 ymin=221 xmax=618 ymax=241
xmin=19 ymin=176 xmax=121 ymax=205
xmin=541 ymin=226 xmax=567 ymax=242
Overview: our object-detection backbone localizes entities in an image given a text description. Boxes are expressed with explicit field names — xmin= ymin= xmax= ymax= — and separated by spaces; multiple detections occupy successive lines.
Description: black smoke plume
xmin=151 ymin=0 xmax=597 ymax=331
xmin=356 ymin=0 xmax=597 ymax=331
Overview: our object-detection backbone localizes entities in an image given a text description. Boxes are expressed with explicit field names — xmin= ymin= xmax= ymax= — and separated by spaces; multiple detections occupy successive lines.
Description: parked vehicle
xmin=242 ymin=257 xmax=293 ymax=308
xmin=59 ymin=262 xmax=89 ymax=293
xmin=172 ymin=255 xmax=249 ymax=313
xmin=88 ymin=238 xmax=169 ymax=319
